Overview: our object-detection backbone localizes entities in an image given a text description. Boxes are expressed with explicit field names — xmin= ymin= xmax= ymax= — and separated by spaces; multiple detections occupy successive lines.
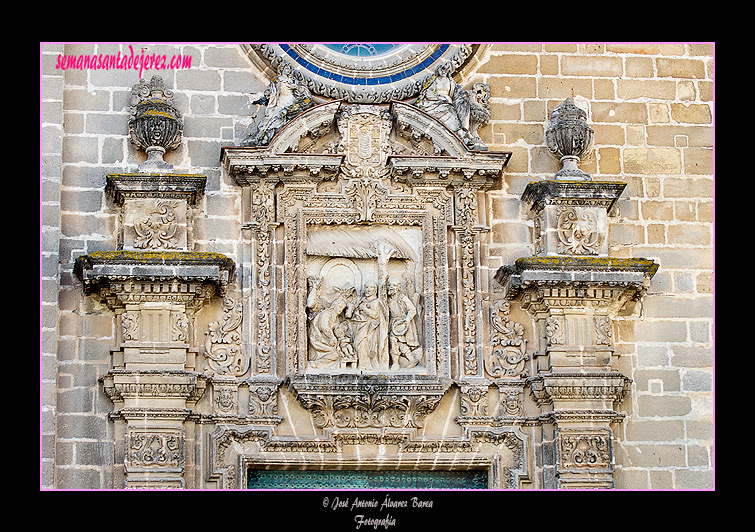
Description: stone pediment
xmin=222 ymin=100 xmax=510 ymax=187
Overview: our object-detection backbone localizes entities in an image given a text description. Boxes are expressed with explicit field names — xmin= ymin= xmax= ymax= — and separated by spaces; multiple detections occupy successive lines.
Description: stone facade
xmin=41 ymin=43 xmax=714 ymax=490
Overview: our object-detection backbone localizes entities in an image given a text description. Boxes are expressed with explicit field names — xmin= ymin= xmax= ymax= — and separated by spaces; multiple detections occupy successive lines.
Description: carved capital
xmin=527 ymin=372 xmax=631 ymax=408
xmin=101 ymin=370 xmax=208 ymax=409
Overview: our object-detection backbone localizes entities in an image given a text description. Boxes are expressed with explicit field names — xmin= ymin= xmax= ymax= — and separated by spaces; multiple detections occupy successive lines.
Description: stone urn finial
xmin=545 ymin=98 xmax=594 ymax=181
xmin=129 ymin=76 xmax=183 ymax=173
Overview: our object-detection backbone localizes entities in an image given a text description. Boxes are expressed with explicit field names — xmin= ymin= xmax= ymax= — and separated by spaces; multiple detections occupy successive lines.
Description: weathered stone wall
xmin=470 ymin=43 xmax=714 ymax=489
xmin=41 ymin=43 xmax=713 ymax=489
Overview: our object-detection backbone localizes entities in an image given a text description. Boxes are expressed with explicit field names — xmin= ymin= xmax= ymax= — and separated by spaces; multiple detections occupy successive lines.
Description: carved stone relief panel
xmin=123 ymin=426 xmax=186 ymax=488
xmin=123 ymin=199 xmax=187 ymax=250
xmin=283 ymin=182 xmax=450 ymax=378
xmin=486 ymin=300 xmax=529 ymax=378
xmin=305 ymin=225 xmax=424 ymax=373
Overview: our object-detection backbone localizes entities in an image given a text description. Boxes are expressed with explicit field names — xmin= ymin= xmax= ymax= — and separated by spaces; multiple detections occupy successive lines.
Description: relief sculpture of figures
xmin=386 ymin=278 xmax=422 ymax=370
xmin=307 ymin=284 xmax=355 ymax=371
xmin=350 ymin=281 xmax=389 ymax=371
xmin=306 ymin=263 xmax=421 ymax=373
xmin=414 ymin=61 xmax=491 ymax=151
xmin=243 ymin=63 xmax=315 ymax=146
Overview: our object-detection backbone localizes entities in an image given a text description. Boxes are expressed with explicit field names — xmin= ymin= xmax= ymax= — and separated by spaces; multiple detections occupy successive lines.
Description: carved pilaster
xmin=454 ymin=185 xmax=484 ymax=378
xmin=494 ymin=98 xmax=659 ymax=488
xmin=78 ymin=164 xmax=235 ymax=488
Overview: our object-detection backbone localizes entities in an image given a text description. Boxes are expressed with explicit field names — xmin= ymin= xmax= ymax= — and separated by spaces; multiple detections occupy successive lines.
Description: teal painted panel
xmin=247 ymin=469 xmax=488 ymax=489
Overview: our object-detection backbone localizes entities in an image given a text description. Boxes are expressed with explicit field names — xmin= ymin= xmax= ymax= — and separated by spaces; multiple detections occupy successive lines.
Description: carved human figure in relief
xmin=387 ymin=278 xmax=422 ymax=369
xmin=415 ymin=61 xmax=490 ymax=150
xmin=307 ymin=289 xmax=354 ymax=370
xmin=244 ymin=63 xmax=314 ymax=146
xmin=350 ymin=281 xmax=389 ymax=371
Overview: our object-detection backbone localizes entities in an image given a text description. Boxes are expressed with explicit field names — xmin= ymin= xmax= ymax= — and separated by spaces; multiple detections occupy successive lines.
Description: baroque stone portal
xmin=224 ymin=99 xmax=510 ymax=381
xmin=223 ymin=93 xmax=511 ymax=437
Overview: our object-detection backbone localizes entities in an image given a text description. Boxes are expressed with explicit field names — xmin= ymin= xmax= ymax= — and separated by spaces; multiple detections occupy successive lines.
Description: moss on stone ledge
xmin=514 ymin=256 xmax=659 ymax=276
xmin=76 ymin=250 xmax=236 ymax=275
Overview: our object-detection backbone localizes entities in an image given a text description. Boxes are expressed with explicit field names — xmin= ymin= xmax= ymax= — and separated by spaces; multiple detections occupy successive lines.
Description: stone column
xmin=497 ymin=98 xmax=658 ymax=488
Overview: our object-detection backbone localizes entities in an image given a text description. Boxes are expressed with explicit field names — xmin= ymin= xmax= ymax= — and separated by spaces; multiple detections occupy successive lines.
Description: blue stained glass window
xmin=247 ymin=468 xmax=488 ymax=489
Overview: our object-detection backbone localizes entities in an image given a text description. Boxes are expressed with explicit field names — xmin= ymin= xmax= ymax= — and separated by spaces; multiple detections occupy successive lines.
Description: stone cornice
xmin=75 ymin=251 xmax=235 ymax=285
xmin=74 ymin=250 xmax=236 ymax=309
xmin=521 ymin=179 xmax=626 ymax=213
xmin=105 ymin=173 xmax=207 ymax=206
xmin=497 ymin=256 xmax=659 ymax=305
xmin=526 ymin=372 xmax=632 ymax=405
xmin=101 ymin=369 xmax=208 ymax=403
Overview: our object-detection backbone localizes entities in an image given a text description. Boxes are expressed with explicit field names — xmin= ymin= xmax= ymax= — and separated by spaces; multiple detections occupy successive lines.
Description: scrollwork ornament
xmin=556 ymin=206 xmax=600 ymax=255
xmin=486 ymin=301 xmax=528 ymax=378
xmin=133 ymin=200 xmax=179 ymax=250
xmin=545 ymin=315 xmax=565 ymax=346
xmin=126 ymin=431 xmax=184 ymax=469
xmin=171 ymin=311 xmax=189 ymax=342
xmin=205 ymin=298 xmax=248 ymax=377
xmin=122 ymin=311 xmax=139 ymax=341
xmin=251 ymin=180 xmax=275 ymax=226
xmin=595 ymin=315 xmax=613 ymax=345
xmin=558 ymin=432 xmax=611 ymax=469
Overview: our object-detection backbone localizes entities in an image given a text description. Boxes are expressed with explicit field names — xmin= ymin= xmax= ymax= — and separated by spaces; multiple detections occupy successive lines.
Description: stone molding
xmin=527 ymin=372 xmax=631 ymax=407
xmin=207 ymin=423 xmax=528 ymax=489
xmin=106 ymin=173 xmax=206 ymax=206
xmin=75 ymin=250 xmax=235 ymax=310
xmin=243 ymin=44 xmax=476 ymax=104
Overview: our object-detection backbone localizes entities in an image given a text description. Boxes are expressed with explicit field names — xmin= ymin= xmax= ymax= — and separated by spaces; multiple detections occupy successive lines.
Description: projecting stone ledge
xmin=74 ymin=250 xmax=236 ymax=309
xmin=496 ymin=256 xmax=659 ymax=318
xmin=497 ymin=256 xmax=658 ymax=292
